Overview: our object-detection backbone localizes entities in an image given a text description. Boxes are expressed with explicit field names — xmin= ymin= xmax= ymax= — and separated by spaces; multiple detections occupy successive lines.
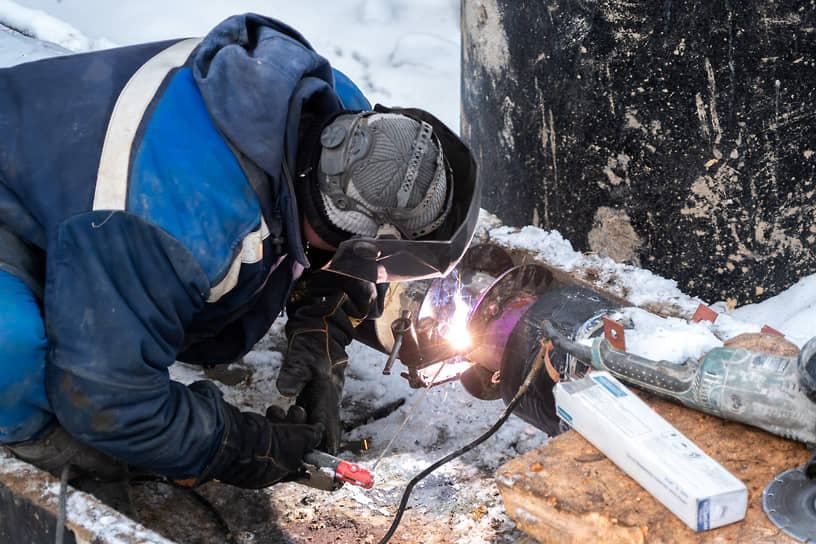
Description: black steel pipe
xmin=495 ymin=284 xmax=621 ymax=435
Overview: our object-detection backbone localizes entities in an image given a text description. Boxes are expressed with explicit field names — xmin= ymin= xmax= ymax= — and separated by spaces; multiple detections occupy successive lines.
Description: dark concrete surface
xmin=462 ymin=0 xmax=816 ymax=305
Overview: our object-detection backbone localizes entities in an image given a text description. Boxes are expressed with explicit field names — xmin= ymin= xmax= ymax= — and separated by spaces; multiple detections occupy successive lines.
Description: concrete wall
xmin=461 ymin=0 xmax=816 ymax=304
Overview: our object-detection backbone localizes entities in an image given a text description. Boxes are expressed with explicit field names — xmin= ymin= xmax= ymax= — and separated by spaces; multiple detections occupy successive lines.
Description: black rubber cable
xmin=375 ymin=335 xmax=553 ymax=544
xmin=55 ymin=465 xmax=71 ymax=544
xmin=128 ymin=475 xmax=239 ymax=544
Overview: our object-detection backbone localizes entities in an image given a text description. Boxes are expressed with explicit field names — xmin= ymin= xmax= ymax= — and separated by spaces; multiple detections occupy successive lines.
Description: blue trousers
xmin=0 ymin=269 xmax=53 ymax=443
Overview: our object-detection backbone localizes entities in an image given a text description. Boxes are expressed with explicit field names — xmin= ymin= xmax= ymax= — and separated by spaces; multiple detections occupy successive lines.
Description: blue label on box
xmin=593 ymin=375 xmax=628 ymax=397
xmin=697 ymin=498 xmax=710 ymax=531
xmin=556 ymin=406 xmax=573 ymax=424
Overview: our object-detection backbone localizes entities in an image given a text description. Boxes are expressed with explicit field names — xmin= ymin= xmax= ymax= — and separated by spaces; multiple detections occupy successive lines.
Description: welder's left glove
xmin=277 ymin=269 xmax=379 ymax=455
xmin=193 ymin=382 xmax=323 ymax=489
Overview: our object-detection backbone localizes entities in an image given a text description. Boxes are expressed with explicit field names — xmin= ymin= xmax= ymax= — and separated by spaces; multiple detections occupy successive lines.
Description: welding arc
xmin=375 ymin=336 xmax=554 ymax=544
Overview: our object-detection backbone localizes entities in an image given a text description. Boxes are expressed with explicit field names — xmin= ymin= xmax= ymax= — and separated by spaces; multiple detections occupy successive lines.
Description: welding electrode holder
xmin=296 ymin=450 xmax=375 ymax=491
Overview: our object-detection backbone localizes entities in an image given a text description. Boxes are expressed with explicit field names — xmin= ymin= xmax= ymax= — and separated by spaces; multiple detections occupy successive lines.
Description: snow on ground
xmin=3 ymin=1 xmax=816 ymax=542
xmin=491 ymin=225 xmax=701 ymax=311
xmin=0 ymin=0 xmax=112 ymax=50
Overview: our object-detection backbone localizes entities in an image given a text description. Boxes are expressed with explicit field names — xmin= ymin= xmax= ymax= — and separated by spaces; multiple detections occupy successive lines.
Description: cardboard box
xmin=554 ymin=371 xmax=748 ymax=531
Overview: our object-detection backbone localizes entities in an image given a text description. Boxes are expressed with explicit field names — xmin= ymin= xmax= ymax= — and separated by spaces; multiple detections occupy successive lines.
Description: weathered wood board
xmin=497 ymin=393 xmax=812 ymax=543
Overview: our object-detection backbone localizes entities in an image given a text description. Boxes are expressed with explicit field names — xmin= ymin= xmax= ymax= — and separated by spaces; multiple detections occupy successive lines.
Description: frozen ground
xmin=2 ymin=1 xmax=815 ymax=543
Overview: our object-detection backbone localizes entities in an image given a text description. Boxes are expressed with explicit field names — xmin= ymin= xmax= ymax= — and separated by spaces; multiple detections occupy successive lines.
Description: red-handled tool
xmin=301 ymin=450 xmax=374 ymax=491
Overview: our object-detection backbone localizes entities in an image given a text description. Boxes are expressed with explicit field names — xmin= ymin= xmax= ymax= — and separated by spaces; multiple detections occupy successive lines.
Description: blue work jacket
xmin=0 ymin=13 xmax=368 ymax=477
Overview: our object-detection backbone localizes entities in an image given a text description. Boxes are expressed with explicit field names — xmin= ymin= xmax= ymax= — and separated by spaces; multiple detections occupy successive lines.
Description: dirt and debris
xmin=114 ymin=459 xmax=533 ymax=544
xmin=91 ymin=316 xmax=547 ymax=544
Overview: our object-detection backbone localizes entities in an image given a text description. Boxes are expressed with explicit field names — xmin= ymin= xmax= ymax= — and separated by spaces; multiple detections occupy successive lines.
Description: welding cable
xmin=128 ymin=474 xmax=239 ymax=544
xmin=55 ymin=464 xmax=71 ymax=544
xmin=539 ymin=320 xmax=592 ymax=363
xmin=375 ymin=337 xmax=554 ymax=544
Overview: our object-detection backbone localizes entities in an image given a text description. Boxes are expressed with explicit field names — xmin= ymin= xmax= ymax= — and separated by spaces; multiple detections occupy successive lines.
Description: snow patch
xmin=622 ymin=307 xmax=723 ymax=363
xmin=490 ymin=225 xmax=699 ymax=311
xmin=0 ymin=0 xmax=113 ymax=51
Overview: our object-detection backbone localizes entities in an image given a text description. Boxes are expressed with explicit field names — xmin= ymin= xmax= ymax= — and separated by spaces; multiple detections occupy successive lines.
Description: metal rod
xmin=55 ymin=465 xmax=70 ymax=544
xmin=382 ymin=333 xmax=403 ymax=376
xmin=383 ymin=310 xmax=411 ymax=375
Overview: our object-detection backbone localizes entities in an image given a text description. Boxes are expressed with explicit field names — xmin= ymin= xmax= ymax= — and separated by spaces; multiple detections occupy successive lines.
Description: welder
xmin=0 ymin=13 xmax=478 ymax=489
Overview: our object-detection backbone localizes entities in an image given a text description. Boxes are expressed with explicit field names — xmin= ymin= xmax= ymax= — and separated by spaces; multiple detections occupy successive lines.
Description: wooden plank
xmin=497 ymin=393 xmax=812 ymax=543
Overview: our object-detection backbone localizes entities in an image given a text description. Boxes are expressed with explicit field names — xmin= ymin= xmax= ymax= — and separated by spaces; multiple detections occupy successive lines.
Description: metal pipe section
xmin=466 ymin=263 xmax=816 ymax=444
xmin=460 ymin=264 xmax=557 ymax=399
xmin=358 ymin=251 xmax=816 ymax=443
xmin=471 ymin=279 xmax=622 ymax=435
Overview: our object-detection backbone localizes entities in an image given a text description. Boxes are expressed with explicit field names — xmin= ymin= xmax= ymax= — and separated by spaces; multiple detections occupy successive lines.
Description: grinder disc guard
xmin=762 ymin=466 xmax=816 ymax=542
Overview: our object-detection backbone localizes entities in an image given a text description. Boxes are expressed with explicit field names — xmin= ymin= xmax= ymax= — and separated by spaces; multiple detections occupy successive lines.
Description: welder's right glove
xmin=196 ymin=383 xmax=322 ymax=489
xmin=277 ymin=267 xmax=379 ymax=455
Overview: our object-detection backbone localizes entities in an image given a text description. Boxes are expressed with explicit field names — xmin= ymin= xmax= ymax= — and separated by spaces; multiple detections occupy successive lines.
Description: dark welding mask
xmin=303 ymin=105 xmax=479 ymax=283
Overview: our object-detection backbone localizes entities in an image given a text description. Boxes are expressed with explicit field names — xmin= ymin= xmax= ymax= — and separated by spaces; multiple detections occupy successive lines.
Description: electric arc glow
xmin=441 ymin=287 xmax=472 ymax=351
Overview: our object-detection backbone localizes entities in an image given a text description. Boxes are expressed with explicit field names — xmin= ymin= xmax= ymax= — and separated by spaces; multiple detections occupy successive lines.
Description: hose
xmin=375 ymin=337 xmax=553 ymax=544
xmin=539 ymin=320 xmax=592 ymax=362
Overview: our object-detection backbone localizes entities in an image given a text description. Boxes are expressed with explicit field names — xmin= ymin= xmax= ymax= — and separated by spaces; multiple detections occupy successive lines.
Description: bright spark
xmin=442 ymin=283 xmax=472 ymax=351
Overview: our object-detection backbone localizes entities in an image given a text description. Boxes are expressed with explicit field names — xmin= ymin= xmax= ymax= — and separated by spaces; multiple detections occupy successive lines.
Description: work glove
xmin=278 ymin=268 xmax=380 ymax=455
xmin=277 ymin=326 xmax=347 ymax=455
xmin=196 ymin=382 xmax=322 ymax=489
xmin=296 ymin=371 xmax=345 ymax=455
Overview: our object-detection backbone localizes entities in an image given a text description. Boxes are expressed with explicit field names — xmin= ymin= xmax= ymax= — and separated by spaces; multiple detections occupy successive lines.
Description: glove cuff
xmin=193 ymin=401 xmax=243 ymax=486
xmin=197 ymin=401 xmax=320 ymax=489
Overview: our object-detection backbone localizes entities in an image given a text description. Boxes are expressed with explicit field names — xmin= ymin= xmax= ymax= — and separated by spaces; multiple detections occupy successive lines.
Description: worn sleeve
xmin=43 ymin=211 xmax=227 ymax=478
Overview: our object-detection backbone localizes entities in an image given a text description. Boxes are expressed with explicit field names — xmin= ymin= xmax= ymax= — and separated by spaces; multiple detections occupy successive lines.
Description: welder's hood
xmin=322 ymin=105 xmax=480 ymax=284
xmin=191 ymin=13 xmax=343 ymax=265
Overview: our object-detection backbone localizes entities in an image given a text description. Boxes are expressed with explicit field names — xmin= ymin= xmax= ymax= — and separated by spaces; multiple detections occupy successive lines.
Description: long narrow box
xmin=554 ymin=371 xmax=748 ymax=532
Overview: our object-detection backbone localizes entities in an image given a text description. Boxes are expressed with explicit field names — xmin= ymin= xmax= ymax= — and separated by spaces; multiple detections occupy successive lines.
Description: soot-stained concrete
xmin=462 ymin=0 xmax=816 ymax=305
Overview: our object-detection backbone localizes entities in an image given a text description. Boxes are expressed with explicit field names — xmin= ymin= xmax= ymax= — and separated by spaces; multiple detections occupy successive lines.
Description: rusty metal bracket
xmin=602 ymin=316 xmax=626 ymax=351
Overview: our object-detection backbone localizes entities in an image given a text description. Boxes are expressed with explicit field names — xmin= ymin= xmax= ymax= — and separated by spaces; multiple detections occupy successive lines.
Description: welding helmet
xmin=300 ymin=105 xmax=479 ymax=283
